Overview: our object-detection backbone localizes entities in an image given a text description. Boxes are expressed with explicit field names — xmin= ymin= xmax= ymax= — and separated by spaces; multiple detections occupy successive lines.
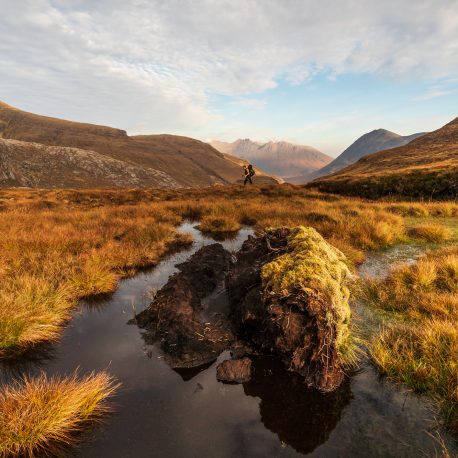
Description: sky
xmin=1 ymin=0 xmax=458 ymax=157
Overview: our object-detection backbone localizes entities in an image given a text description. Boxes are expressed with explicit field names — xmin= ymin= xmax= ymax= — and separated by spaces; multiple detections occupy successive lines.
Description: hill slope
xmin=211 ymin=139 xmax=332 ymax=178
xmin=0 ymin=138 xmax=179 ymax=188
xmin=310 ymin=129 xmax=425 ymax=180
xmin=311 ymin=117 xmax=458 ymax=199
xmin=0 ymin=102 xmax=279 ymax=188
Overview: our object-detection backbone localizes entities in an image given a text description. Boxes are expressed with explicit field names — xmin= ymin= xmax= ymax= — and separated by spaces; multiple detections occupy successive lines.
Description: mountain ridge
xmin=308 ymin=128 xmax=426 ymax=181
xmin=211 ymin=138 xmax=332 ymax=178
xmin=310 ymin=117 xmax=458 ymax=199
xmin=0 ymin=102 xmax=280 ymax=188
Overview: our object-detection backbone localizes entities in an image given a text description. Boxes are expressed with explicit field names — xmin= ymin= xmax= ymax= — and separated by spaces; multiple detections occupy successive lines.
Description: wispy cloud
xmin=230 ymin=98 xmax=267 ymax=110
xmin=0 ymin=0 xmax=457 ymax=135
xmin=413 ymin=88 xmax=452 ymax=101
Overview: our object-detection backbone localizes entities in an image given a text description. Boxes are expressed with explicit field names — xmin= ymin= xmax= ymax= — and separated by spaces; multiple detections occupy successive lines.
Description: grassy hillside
xmin=311 ymin=117 xmax=458 ymax=199
xmin=311 ymin=129 xmax=425 ymax=180
xmin=0 ymin=102 xmax=279 ymax=188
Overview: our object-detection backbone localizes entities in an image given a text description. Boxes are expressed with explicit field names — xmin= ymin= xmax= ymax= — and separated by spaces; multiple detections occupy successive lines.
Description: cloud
xmin=0 ymin=0 xmax=457 ymax=133
xmin=413 ymin=88 xmax=453 ymax=101
xmin=230 ymin=98 xmax=267 ymax=110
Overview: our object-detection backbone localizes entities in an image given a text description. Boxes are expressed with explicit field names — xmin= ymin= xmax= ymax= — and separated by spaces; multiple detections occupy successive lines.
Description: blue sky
xmin=1 ymin=0 xmax=457 ymax=157
xmin=206 ymin=74 xmax=458 ymax=155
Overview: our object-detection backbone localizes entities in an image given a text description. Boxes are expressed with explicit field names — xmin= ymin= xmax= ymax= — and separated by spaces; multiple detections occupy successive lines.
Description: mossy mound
xmin=261 ymin=226 xmax=353 ymax=366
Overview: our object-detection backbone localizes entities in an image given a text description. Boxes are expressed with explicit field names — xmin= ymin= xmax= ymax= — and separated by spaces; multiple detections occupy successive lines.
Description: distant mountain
xmin=211 ymin=139 xmax=332 ymax=178
xmin=0 ymin=102 xmax=280 ymax=188
xmin=310 ymin=129 xmax=425 ymax=181
xmin=311 ymin=117 xmax=458 ymax=199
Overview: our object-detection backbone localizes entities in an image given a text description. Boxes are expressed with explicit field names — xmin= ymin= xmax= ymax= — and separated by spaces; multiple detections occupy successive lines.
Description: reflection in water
xmin=1 ymin=230 xmax=457 ymax=457
xmin=243 ymin=357 xmax=352 ymax=455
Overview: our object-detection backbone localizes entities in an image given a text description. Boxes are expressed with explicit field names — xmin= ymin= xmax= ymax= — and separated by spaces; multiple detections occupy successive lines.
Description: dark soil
xmin=134 ymin=243 xmax=234 ymax=368
xmin=216 ymin=357 xmax=252 ymax=383
xmin=135 ymin=229 xmax=346 ymax=391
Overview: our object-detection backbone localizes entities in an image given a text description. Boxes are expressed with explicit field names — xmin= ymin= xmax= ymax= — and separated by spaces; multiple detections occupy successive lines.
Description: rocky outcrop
xmin=0 ymin=138 xmax=179 ymax=188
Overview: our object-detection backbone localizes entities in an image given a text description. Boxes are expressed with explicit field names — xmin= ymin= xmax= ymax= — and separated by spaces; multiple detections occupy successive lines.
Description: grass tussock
xmin=0 ymin=203 xmax=190 ymax=356
xmin=408 ymin=223 xmax=452 ymax=243
xmin=1 ymin=185 xmax=455 ymax=356
xmin=199 ymin=214 xmax=241 ymax=234
xmin=0 ymin=371 xmax=119 ymax=457
xmin=362 ymin=246 xmax=458 ymax=433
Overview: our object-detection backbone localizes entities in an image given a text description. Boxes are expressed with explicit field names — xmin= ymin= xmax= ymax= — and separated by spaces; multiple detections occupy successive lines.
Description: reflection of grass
xmin=362 ymin=246 xmax=458 ymax=434
xmin=0 ymin=371 xmax=119 ymax=457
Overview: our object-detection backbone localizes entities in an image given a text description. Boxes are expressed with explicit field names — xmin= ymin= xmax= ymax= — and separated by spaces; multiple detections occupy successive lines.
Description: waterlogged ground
xmin=1 ymin=224 xmax=457 ymax=457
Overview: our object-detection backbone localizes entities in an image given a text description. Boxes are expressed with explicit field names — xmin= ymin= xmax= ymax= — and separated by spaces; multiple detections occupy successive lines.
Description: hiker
xmin=243 ymin=164 xmax=255 ymax=185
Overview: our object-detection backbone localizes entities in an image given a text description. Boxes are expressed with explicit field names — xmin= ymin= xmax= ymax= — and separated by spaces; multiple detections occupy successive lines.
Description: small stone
xmin=216 ymin=357 xmax=252 ymax=383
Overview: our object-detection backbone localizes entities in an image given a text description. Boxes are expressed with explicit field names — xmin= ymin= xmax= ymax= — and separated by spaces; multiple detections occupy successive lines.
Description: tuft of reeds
xmin=0 ymin=371 xmax=119 ymax=457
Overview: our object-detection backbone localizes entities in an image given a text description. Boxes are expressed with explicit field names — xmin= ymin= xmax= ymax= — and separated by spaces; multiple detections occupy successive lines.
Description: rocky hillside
xmin=311 ymin=129 xmax=425 ymax=180
xmin=0 ymin=138 xmax=179 ymax=188
xmin=0 ymin=102 xmax=279 ymax=188
xmin=211 ymin=139 xmax=332 ymax=178
xmin=311 ymin=117 xmax=458 ymax=199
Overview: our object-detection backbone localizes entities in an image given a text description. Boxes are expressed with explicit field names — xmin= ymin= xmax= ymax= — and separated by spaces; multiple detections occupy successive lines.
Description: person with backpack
xmin=243 ymin=163 xmax=255 ymax=185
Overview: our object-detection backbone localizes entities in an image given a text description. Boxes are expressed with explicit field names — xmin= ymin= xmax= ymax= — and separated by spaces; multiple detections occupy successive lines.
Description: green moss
xmin=261 ymin=226 xmax=356 ymax=367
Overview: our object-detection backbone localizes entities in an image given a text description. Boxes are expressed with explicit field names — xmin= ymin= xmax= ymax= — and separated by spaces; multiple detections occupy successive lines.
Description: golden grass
xmin=1 ymin=185 xmax=455 ymax=357
xmin=362 ymin=246 xmax=458 ymax=433
xmin=409 ymin=223 xmax=453 ymax=243
xmin=0 ymin=203 xmax=191 ymax=356
xmin=0 ymin=371 xmax=119 ymax=457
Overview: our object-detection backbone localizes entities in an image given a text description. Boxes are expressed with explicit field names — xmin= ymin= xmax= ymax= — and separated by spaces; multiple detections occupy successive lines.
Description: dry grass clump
xmin=0 ymin=371 xmax=119 ymax=457
xmin=409 ymin=223 xmax=452 ymax=243
xmin=363 ymin=247 xmax=458 ymax=318
xmin=0 ymin=203 xmax=190 ymax=355
xmin=362 ymin=247 xmax=458 ymax=433
xmin=199 ymin=214 xmax=241 ymax=234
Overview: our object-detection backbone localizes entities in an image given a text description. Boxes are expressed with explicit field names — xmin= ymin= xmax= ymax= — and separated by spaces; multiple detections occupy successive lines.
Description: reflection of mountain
xmin=243 ymin=357 xmax=352 ymax=455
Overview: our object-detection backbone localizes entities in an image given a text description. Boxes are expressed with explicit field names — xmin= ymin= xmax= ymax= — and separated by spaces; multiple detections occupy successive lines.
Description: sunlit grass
xmin=408 ymin=223 xmax=452 ymax=243
xmin=362 ymin=246 xmax=458 ymax=434
xmin=0 ymin=203 xmax=190 ymax=356
xmin=0 ymin=371 xmax=119 ymax=457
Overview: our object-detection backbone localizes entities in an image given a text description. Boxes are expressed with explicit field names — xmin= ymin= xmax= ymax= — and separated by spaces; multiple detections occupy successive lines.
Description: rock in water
xmin=216 ymin=357 xmax=252 ymax=383
xmin=227 ymin=227 xmax=354 ymax=392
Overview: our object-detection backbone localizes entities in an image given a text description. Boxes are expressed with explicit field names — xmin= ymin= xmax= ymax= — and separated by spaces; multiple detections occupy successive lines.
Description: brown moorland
xmin=311 ymin=117 xmax=458 ymax=199
xmin=0 ymin=184 xmax=457 ymax=453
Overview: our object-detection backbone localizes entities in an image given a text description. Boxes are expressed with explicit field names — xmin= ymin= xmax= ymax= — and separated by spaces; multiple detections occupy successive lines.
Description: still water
xmin=1 ymin=224 xmax=456 ymax=457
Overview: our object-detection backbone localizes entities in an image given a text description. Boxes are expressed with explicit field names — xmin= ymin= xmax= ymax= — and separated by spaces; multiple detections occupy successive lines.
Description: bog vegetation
xmin=362 ymin=246 xmax=458 ymax=434
xmin=0 ymin=184 xmax=457 ymax=453
xmin=0 ymin=371 xmax=118 ymax=457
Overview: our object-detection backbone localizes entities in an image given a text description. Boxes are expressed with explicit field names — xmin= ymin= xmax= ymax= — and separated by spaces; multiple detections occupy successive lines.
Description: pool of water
xmin=1 ymin=227 xmax=456 ymax=457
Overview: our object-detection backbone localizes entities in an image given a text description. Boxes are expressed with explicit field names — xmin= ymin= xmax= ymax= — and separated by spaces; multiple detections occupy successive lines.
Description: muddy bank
xmin=135 ymin=226 xmax=353 ymax=392
xmin=135 ymin=243 xmax=234 ymax=369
